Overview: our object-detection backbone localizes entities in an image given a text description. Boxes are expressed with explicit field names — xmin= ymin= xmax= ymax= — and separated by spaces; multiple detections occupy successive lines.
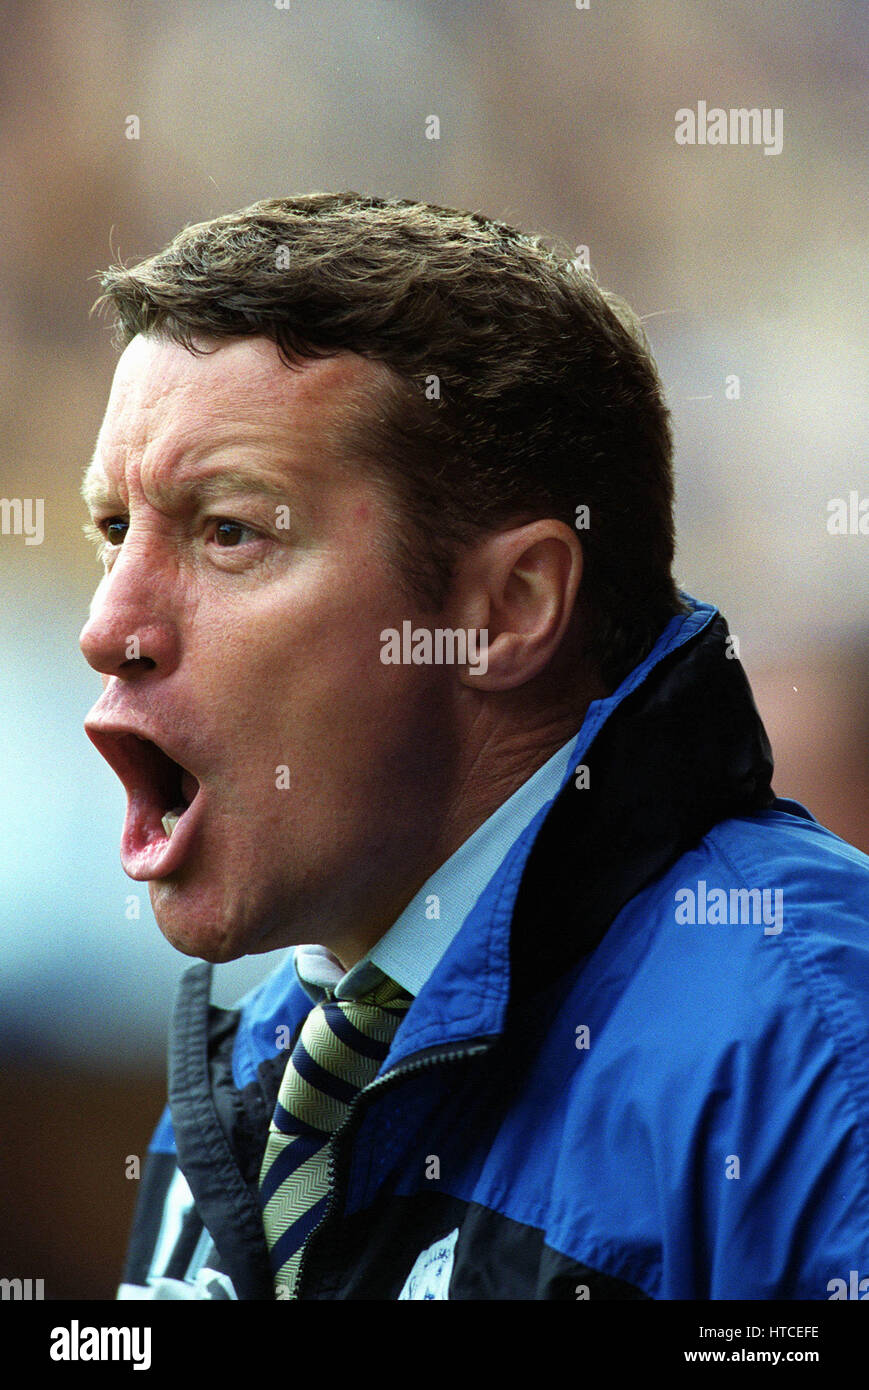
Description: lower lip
xmin=120 ymin=791 xmax=205 ymax=880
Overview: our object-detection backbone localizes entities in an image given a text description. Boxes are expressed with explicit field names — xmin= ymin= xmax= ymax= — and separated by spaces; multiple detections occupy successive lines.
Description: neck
xmin=332 ymin=684 xmax=603 ymax=970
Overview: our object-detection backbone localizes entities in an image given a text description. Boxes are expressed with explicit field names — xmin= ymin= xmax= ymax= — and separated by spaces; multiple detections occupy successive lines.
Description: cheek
xmin=225 ymin=589 xmax=396 ymax=706
xmin=190 ymin=560 xmax=433 ymax=764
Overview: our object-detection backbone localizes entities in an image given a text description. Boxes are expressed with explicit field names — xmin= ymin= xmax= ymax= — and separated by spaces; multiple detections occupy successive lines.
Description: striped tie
xmin=259 ymin=973 xmax=413 ymax=1299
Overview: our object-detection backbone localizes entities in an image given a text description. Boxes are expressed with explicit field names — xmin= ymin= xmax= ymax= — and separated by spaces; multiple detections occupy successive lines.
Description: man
xmin=80 ymin=193 xmax=869 ymax=1300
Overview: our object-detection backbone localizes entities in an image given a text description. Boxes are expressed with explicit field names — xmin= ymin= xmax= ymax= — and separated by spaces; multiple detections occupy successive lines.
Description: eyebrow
xmin=80 ymin=461 xmax=296 ymax=514
xmin=80 ymin=464 xmax=117 ymax=512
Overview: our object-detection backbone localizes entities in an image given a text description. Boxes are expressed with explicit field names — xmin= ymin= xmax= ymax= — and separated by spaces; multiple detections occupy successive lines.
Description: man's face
xmin=80 ymin=334 xmax=457 ymax=965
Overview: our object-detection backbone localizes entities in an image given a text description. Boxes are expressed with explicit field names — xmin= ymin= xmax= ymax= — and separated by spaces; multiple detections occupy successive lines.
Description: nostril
xmin=80 ymin=620 xmax=179 ymax=679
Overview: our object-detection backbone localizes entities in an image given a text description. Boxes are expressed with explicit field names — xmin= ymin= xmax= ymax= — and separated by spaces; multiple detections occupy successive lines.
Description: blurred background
xmin=1 ymin=0 xmax=866 ymax=1298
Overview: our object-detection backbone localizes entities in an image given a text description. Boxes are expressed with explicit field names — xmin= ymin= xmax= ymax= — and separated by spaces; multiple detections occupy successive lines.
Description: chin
xmin=148 ymin=864 xmax=308 ymax=962
xmin=158 ymin=919 xmax=247 ymax=964
xmin=149 ymin=882 xmax=260 ymax=964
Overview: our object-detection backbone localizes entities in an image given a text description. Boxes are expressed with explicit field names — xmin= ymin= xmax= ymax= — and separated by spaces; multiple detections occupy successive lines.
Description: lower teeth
xmin=161 ymin=807 xmax=185 ymax=838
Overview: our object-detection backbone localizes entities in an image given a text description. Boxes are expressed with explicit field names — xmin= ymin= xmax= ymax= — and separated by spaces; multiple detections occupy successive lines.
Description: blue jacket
xmin=119 ymin=598 xmax=869 ymax=1300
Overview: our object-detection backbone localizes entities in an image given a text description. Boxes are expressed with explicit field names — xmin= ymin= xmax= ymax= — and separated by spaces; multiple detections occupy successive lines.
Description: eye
xmin=104 ymin=517 xmax=129 ymax=545
xmin=210 ymin=518 xmax=257 ymax=547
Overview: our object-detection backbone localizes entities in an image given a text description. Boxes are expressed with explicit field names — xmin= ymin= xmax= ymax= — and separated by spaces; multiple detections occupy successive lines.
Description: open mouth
xmin=133 ymin=737 xmax=200 ymax=839
xmin=85 ymin=723 xmax=205 ymax=878
xmin=120 ymin=734 xmax=200 ymax=837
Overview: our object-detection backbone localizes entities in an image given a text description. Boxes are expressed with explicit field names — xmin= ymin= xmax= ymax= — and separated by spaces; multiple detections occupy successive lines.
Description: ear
xmin=453 ymin=519 xmax=584 ymax=691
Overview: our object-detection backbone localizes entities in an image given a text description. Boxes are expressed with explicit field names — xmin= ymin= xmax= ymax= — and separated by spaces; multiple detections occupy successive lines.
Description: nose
xmin=79 ymin=540 xmax=180 ymax=679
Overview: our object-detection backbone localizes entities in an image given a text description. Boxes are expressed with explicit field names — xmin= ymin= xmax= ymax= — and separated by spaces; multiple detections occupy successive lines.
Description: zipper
xmin=292 ymin=1036 xmax=496 ymax=1297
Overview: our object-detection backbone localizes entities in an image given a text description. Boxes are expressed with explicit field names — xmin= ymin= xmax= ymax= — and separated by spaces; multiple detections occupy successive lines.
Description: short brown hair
xmin=94 ymin=192 xmax=684 ymax=689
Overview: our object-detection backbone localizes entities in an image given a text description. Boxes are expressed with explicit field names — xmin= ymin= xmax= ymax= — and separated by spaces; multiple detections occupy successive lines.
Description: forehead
xmin=87 ymin=333 xmax=382 ymax=499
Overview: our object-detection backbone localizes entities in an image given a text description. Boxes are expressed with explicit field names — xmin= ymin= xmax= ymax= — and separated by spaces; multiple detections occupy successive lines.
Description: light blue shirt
xmin=293 ymin=729 xmax=582 ymax=1004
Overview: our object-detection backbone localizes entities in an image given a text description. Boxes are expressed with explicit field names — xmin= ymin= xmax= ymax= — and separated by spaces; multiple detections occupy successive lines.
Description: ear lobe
xmin=460 ymin=629 xmax=528 ymax=691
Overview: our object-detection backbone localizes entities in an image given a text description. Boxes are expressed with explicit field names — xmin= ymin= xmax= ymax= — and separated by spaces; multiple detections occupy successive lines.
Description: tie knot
xmin=324 ymin=973 xmax=413 ymax=1013
xmin=358 ymin=974 xmax=414 ymax=1010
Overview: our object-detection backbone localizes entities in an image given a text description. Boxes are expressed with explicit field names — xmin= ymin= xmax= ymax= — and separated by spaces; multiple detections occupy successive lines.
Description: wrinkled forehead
xmin=90 ymin=333 xmax=384 ymax=491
